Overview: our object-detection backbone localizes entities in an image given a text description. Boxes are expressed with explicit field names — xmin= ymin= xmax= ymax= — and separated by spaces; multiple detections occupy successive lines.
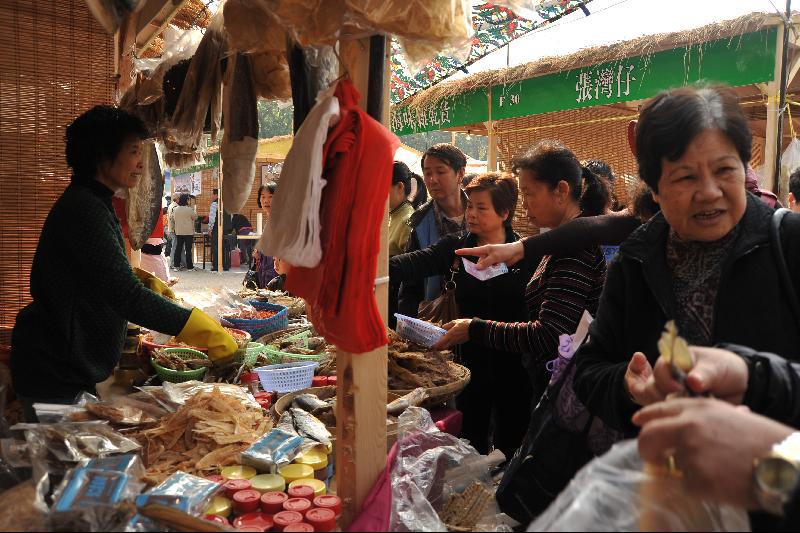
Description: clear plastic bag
xmin=781 ymin=138 xmax=800 ymax=192
xmin=529 ymin=440 xmax=750 ymax=532
xmin=134 ymin=472 xmax=221 ymax=517
xmin=389 ymin=407 xmax=510 ymax=532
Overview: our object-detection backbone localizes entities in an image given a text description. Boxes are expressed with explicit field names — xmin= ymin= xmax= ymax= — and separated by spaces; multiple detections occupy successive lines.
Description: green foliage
xmin=257 ymin=99 xmax=293 ymax=139
xmin=401 ymin=131 xmax=488 ymax=161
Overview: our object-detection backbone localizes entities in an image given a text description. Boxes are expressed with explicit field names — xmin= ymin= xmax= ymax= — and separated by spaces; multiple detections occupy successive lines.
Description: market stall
xmin=0 ymin=0 xmax=544 ymax=531
xmin=391 ymin=10 xmax=800 ymax=235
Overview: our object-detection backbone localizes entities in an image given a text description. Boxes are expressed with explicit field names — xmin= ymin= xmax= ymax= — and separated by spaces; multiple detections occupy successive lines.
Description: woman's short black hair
xmin=257 ymin=182 xmax=277 ymax=208
xmin=177 ymin=194 xmax=189 ymax=206
xmin=465 ymin=172 xmax=519 ymax=227
xmin=635 ymin=85 xmax=752 ymax=192
xmin=421 ymin=143 xmax=467 ymax=173
xmin=65 ymin=105 xmax=148 ymax=182
xmin=392 ymin=161 xmax=428 ymax=209
xmin=512 ymin=140 xmax=609 ymax=217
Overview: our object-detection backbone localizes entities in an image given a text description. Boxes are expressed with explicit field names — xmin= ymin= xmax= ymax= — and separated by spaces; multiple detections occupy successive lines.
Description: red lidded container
xmin=283 ymin=523 xmax=314 ymax=532
xmin=261 ymin=491 xmax=289 ymax=514
xmin=283 ymin=497 xmax=311 ymax=516
xmin=311 ymin=376 xmax=328 ymax=387
xmin=205 ymin=474 xmax=225 ymax=483
xmin=306 ymin=508 xmax=336 ymax=532
xmin=287 ymin=484 xmax=315 ymax=503
xmin=273 ymin=510 xmax=304 ymax=531
xmin=224 ymin=478 xmax=253 ymax=499
xmin=204 ymin=514 xmax=230 ymax=526
xmin=233 ymin=512 xmax=275 ymax=532
xmin=313 ymin=495 xmax=341 ymax=517
xmin=236 ymin=527 xmax=267 ymax=532
xmin=326 ymin=376 xmax=337 ymax=386
xmin=233 ymin=489 xmax=263 ymax=514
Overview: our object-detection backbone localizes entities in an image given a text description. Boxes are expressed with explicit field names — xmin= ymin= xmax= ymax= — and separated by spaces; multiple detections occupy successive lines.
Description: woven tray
xmin=390 ymin=363 xmax=471 ymax=408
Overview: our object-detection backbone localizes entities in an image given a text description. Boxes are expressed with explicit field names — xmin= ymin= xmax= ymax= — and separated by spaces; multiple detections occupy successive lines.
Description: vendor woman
xmin=10 ymin=105 xmax=237 ymax=421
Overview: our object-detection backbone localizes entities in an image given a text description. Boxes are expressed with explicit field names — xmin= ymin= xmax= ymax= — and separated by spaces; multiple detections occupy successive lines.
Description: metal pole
xmin=773 ymin=0 xmax=792 ymax=196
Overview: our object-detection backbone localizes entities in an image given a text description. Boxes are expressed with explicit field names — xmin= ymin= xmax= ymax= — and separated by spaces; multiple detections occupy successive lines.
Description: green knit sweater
xmin=11 ymin=180 xmax=192 ymax=399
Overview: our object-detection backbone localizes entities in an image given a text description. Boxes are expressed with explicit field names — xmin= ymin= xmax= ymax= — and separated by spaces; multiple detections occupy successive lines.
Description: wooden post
xmin=217 ymin=168 xmax=224 ymax=273
xmin=335 ymin=36 xmax=390 ymax=528
xmin=486 ymin=88 xmax=498 ymax=171
xmin=763 ymin=23 xmax=785 ymax=193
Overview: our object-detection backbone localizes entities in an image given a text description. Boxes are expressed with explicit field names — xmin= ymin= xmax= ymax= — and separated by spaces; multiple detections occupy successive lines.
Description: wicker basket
xmin=264 ymin=330 xmax=324 ymax=364
xmin=224 ymin=303 xmax=289 ymax=338
xmin=151 ymin=347 xmax=209 ymax=383
xmin=390 ymin=363 xmax=471 ymax=408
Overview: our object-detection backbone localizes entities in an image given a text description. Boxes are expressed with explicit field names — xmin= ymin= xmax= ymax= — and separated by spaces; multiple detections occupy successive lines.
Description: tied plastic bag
xmin=529 ymin=440 xmax=750 ymax=532
xmin=240 ymin=428 xmax=303 ymax=472
xmin=389 ymin=407 xmax=511 ymax=532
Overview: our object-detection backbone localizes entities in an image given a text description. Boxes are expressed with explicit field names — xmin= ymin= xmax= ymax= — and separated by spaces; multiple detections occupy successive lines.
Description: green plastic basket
xmin=264 ymin=331 xmax=324 ymax=364
xmin=234 ymin=342 xmax=266 ymax=366
xmin=151 ymin=347 xmax=209 ymax=383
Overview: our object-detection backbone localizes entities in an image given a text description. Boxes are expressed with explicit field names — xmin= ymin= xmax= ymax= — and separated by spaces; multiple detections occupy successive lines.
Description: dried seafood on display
xmin=387 ymin=330 xmax=458 ymax=390
xmin=126 ymin=141 xmax=164 ymax=250
xmin=132 ymin=387 xmax=271 ymax=484
xmin=438 ymin=482 xmax=494 ymax=530
xmin=152 ymin=349 xmax=212 ymax=371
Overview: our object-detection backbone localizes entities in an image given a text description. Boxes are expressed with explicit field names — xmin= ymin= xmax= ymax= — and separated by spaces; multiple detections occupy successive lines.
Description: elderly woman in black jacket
xmin=390 ymin=173 xmax=536 ymax=457
xmin=573 ymin=85 xmax=800 ymax=440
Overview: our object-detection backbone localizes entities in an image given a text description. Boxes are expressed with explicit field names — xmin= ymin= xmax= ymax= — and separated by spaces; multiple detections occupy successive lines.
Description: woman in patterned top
xmin=434 ymin=141 xmax=609 ymax=404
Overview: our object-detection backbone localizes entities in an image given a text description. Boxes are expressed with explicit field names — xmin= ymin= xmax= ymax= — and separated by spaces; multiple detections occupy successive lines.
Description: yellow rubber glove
xmin=133 ymin=267 xmax=176 ymax=300
xmin=176 ymin=308 xmax=237 ymax=365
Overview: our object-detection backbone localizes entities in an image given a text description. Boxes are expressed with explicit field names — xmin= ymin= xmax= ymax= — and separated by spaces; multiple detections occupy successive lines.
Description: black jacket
xmin=574 ymin=194 xmax=800 ymax=434
xmin=390 ymin=228 xmax=535 ymax=325
xmin=11 ymin=181 xmax=191 ymax=399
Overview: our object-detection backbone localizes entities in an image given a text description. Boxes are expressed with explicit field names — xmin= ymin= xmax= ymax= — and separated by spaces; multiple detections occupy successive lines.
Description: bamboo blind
xmin=0 ymin=0 xmax=115 ymax=344
xmin=497 ymin=105 xmax=639 ymax=237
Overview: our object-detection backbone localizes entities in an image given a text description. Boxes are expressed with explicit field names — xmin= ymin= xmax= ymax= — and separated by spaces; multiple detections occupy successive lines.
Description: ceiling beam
xmin=135 ymin=0 xmax=190 ymax=55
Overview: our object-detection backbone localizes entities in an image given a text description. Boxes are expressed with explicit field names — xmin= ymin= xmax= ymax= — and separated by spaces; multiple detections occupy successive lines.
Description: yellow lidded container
xmin=204 ymin=496 xmax=232 ymax=517
xmin=294 ymin=448 xmax=330 ymax=481
xmin=289 ymin=478 xmax=326 ymax=497
xmin=250 ymin=473 xmax=286 ymax=493
xmin=278 ymin=463 xmax=314 ymax=484
xmin=221 ymin=465 xmax=257 ymax=480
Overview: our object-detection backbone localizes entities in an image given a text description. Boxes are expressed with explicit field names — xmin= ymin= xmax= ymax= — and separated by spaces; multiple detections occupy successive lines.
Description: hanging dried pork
xmin=166 ymin=9 xmax=227 ymax=157
xmin=126 ymin=141 xmax=164 ymax=250
xmin=221 ymin=54 xmax=259 ymax=214
xmin=223 ymin=0 xmax=287 ymax=54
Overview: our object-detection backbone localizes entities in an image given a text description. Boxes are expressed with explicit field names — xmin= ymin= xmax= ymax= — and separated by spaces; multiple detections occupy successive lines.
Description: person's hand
xmin=624 ymin=352 xmax=664 ymax=406
xmin=176 ymin=308 xmax=237 ymax=364
xmin=455 ymin=241 xmax=524 ymax=269
xmin=634 ymin=397 xmax=794 ymax=509
xmin=133 ymin=267 xmax=176 ymax=300
xmin=650 ymin=346 xmax=749 ymax=404
xmin=432 ymin=319 xmax=472 ymax=350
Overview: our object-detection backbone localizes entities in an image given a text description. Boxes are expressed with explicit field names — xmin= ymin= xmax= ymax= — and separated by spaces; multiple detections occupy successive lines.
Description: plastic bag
xmin=48 ymin=455 xmax=145 ymax=531
xmin=135 ymin=472 xmax=221 ymax=517
xmin=136 ymin=380 xmax=260 ymax=413
xmin=781 ymin=138 xmax=800 ymax=192
xmin=529 ymin=440 xmax=750 ymax=532
xmin=133 ymin=26 xmax=203 ymax=75
xmin=240 ymin=427 xmax=303 ymax=472
xmin=389 ymin=407 xmax=510 ymax=532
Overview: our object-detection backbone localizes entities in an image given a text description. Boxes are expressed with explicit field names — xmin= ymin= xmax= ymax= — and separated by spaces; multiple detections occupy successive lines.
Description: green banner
xmin=492 ymin=28 xmax=776 ymax=120
xmin=391 ymin=89 xmax=489 ymax=135
xmin=171 ymin=152 xmax=220 ymax=175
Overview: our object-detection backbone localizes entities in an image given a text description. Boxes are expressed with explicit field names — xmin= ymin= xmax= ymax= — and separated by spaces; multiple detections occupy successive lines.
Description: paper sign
xmin=461 ymin=257 xmax=508 ymax=281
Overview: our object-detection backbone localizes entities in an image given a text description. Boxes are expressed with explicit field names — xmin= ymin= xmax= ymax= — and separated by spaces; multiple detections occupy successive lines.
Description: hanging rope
xmin=494 ymin=113 xmax=638 ymax=137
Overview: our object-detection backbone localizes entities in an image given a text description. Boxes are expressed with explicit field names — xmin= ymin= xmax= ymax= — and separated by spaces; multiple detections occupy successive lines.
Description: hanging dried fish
xmin=126 ymin=141 xmax=164 ymax=250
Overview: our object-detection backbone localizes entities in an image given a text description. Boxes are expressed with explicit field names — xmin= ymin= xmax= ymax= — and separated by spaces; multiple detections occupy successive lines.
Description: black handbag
xmin=496 ymin=356 xmax=594 ymax=524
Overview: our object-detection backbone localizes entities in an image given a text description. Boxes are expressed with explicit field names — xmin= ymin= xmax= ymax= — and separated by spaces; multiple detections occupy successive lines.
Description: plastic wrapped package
xmin=529 ymin=440 xmax=750 ymax=532
xmin=134 ymin=26 xmax=203 ymax=76
xmin=223 ymin=0 xmax=287 ymax=54
xmin=389 ymin=407 xmax=510 ymax=532
xmin=135 ymin=472 xmax=221 ymax=516
xmin=48 ymin=457 xmax=145 ymax=532
xmin=240 ymin=428 xmax=303 ymax=472
xmin=138 ymin=380 xmax=260 ymax=412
